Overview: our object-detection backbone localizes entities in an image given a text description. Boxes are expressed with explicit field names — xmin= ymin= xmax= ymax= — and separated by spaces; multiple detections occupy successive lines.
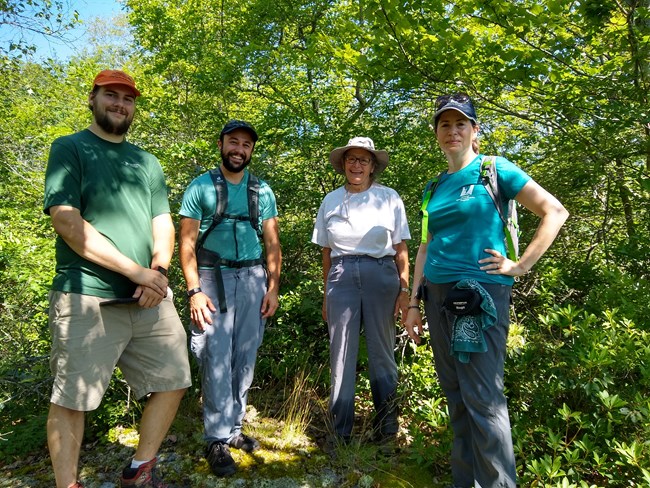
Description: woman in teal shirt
xmin=404 ymin=94 xmax=568 ymax=487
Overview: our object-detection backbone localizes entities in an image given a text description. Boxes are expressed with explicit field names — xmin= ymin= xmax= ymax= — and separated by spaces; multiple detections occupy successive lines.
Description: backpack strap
xmin=196 ymin=169 xmax=229 ymax=251
xmin=420 ymin=172 xmax=445 ymax=244
xmin=480 ymin=156 xmax=519 ymax=261
xmin=196 ymin=169 xmax=262 ymax=251
xmin=246 ymin=173 xmax=261 ymax=236
xmin=480 ymin=156 xmax=507 ymax=224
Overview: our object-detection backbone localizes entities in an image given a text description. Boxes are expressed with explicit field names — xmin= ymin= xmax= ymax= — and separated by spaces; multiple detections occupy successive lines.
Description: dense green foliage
xmin=1 ymin=0 xmax=649 ymax=485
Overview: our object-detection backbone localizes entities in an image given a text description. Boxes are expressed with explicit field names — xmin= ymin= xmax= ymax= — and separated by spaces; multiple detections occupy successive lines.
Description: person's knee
xmin=48 ymin=402 xmax=85 ymax=420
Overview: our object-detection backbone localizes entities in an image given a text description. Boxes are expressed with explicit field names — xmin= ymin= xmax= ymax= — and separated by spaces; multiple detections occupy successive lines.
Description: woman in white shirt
xmin=312 ymin=137 xmax=411 ymax=443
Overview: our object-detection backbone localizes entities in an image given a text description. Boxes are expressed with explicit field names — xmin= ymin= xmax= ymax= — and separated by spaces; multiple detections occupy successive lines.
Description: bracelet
xmin=408 ymin=305 xmax=420 ymax=310
xmin=186 ymin=287 xmax=202 ymax=298
xmin=156 ymin=266 xmax=168 ymax=276
xmin=400 ymin=287 xmax=409 ymax=294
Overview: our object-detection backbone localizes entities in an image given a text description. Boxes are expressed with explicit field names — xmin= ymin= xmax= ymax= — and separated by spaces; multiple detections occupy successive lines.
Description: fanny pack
xmin=443 ymin=288 xmax=482 ymax=316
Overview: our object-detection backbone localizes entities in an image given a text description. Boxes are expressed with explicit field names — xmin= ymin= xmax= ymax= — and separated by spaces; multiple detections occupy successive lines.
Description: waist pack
xmin=443 ymin=288 xmax=482 ymax=316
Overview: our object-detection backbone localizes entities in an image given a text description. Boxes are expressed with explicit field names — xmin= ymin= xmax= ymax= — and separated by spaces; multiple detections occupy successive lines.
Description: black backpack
xmin=195 ymin=168 xmax=262 ymax=252
xmin=194 ymin=169 xmax=264 ymax=314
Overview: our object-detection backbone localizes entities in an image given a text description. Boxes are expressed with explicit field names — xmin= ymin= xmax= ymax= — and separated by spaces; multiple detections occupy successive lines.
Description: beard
xmin=221 ymin=149 xmax=251 ymax=173
xmin=92 ymin=104 xmax=133 ymax=136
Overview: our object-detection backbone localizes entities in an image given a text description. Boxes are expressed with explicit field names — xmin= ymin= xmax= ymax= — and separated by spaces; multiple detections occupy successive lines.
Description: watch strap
xmin=186 ymin=287 xmax=202 ymax=298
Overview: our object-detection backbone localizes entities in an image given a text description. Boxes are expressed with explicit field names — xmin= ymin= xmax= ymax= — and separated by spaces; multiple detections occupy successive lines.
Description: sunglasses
xmin=435 ymin=93 xmax=471 ymax=110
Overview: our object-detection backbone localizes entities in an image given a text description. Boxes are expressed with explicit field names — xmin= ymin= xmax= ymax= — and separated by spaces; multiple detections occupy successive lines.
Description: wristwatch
xmin=186 ymin=287 xmax=202 ymax=298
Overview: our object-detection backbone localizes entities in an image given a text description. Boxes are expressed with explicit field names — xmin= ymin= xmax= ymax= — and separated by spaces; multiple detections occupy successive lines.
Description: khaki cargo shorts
xmin=48 ymin=290 xmax=192 ymax=411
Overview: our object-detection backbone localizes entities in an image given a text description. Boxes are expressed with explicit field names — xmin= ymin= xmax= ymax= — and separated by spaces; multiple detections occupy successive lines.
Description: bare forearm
xmin=321 ymin=248 xmax=332 ymax=289
xmin=179 ymin=218 xmax=201 ymax=290
xmin=151 ymin=214 xmax=175 ymax=269
xmin=262 ymin=217 xmax=282 ymax=293
xmin=393 ymin=241 xmax=409 ymax=288
xmin=515 ymin=180 xmax=569 ymax=274
xmin=410 ymin=242 xmax=428 ymax=305
xmin=265 ymin=243 xmax=282 ymax=293
xmin=51 ymin=206 xmax=142 ymax=279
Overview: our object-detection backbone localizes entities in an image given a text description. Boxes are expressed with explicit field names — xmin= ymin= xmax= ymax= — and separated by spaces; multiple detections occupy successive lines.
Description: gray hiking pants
xmin=326 ymin=255 xmax=400 ymax=437
xmin=423 ymin=280 xmax=516 ymax=488
xmin=190 ymin=265 xmax=266 ymax=443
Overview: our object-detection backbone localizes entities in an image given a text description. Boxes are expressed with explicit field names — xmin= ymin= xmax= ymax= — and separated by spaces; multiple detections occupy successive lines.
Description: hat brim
xmin=329 ymin=145 xmax=389 ymax=175
xmin=433 ymin=106 xmax=477 ymax=125
xmin=94 ymin=80 xmax=141 ymax=97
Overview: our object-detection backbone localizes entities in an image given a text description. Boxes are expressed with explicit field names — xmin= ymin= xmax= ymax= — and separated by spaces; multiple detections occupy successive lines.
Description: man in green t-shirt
xmin=43 ymin=70 xmax=191 ymax=488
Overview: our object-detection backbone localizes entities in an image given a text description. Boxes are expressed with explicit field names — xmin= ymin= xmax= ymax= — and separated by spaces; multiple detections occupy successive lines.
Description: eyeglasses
xmin=344 ymin=155 xmax=372 ymax=166
xmin=435 ymin=93 xmax=471 ymax=110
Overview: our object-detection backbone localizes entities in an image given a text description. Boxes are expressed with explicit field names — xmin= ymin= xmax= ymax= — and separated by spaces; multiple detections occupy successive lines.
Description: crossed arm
xmin=49 ymin=205 xmax=171 ymax=307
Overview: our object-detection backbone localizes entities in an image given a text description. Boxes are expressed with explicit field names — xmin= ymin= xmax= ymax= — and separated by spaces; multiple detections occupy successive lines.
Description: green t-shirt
xmin=43 ymin=129 xmax=170 ymax=298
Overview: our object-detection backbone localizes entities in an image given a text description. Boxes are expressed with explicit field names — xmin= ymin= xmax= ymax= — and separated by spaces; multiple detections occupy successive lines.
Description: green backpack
xmin=419 ymin=156 xmax=520 ymax=262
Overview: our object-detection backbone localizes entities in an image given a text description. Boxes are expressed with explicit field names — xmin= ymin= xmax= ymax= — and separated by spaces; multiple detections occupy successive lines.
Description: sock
xmin=130 ymin=458 xmax=152 ymax=469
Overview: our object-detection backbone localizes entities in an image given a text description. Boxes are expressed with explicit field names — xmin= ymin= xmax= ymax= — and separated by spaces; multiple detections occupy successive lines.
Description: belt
xmin=331 ymin=254 xmax=392 ymax=265
xmin=196 ymin=247 xmax=265 ymax=313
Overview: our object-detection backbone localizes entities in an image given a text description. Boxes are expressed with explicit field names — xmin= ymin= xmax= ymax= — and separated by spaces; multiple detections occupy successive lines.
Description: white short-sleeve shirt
xmin=312 ymin=183 xmax=411 ymax=258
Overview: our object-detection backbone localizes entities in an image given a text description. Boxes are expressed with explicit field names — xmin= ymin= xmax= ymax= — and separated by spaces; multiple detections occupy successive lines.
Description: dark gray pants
xmin=326 ymin=255 xmax=400 ymax=437
xmin=423 ymin=280 xmax=516 ymax=488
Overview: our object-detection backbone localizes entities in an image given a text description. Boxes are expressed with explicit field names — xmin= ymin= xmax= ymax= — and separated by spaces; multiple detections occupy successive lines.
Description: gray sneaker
xmin=206 ymin=441 xmax=236 ymax=477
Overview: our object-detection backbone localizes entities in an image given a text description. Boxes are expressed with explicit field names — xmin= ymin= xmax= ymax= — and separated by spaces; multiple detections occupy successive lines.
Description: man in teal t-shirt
xmin=43 ymin=70 xmax=191 ymax=488
xmin=179 ymin=120 xmax=281 ymax=477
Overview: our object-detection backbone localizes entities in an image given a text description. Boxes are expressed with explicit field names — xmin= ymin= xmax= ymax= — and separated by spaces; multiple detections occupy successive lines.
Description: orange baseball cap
xmin=92 ymin=70 xmax=141 ymax=97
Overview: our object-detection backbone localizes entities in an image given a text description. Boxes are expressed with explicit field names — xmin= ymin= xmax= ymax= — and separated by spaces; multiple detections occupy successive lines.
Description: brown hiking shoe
xmin=119 ymin=457 xmax=174 ymax=487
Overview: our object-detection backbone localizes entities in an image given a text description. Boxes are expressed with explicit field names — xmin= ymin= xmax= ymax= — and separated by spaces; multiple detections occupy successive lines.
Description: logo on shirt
xmin=457 ymin=185 xmax=475 ymax=202
xmin=122 ymin=161 xmax=141 ymax=168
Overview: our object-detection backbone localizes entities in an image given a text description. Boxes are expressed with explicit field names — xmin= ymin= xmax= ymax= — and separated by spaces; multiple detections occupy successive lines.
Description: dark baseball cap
xmin=433 ymin=94 xmax=477 ymax=127
xmin=220 ymin=120 xmax=258 ymax=142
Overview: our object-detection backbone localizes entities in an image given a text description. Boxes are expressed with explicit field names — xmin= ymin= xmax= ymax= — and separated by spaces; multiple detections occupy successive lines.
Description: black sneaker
xmin=228 ymin=433 xmax=261 ymax=453
xmin=206 ymin=442 xmax=236 ymax=477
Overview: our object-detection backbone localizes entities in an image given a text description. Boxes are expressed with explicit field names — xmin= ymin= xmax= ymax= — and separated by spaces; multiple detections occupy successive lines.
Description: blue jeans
xmin=326 ymin=255 xmax=400 ymax=437
xmin=191 ymin=265 xmax=266 ymax=443
xmin=423 ymin=280 xmax=516 ymax=488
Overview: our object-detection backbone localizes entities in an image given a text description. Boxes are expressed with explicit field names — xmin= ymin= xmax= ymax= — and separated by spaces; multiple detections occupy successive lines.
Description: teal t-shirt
xmin=423 ymin=154 xmax=531 ymax=285
xmin=179 ymin=169 xmax=277 ymax=265
xmin=43 ymin=129 xmax=170 ymax=297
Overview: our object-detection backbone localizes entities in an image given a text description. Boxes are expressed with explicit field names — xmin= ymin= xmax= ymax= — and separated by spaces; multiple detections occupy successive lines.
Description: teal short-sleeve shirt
xmin=179 ymin=169 xmax=277 ymax=265
xmin=423 ymin=155 xmax=531 ymax=285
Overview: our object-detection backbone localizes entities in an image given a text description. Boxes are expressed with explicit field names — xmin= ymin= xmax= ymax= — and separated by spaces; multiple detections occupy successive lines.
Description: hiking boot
xmin=228 ymin=433 xmax=260 ymax=452
xmin=119 ymin=457 xmax=172 ymax=487
xmin=206 ymin=441 xmax=236 ymax=477
xmin=371 ymin=430 xmax=397 ymax=445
